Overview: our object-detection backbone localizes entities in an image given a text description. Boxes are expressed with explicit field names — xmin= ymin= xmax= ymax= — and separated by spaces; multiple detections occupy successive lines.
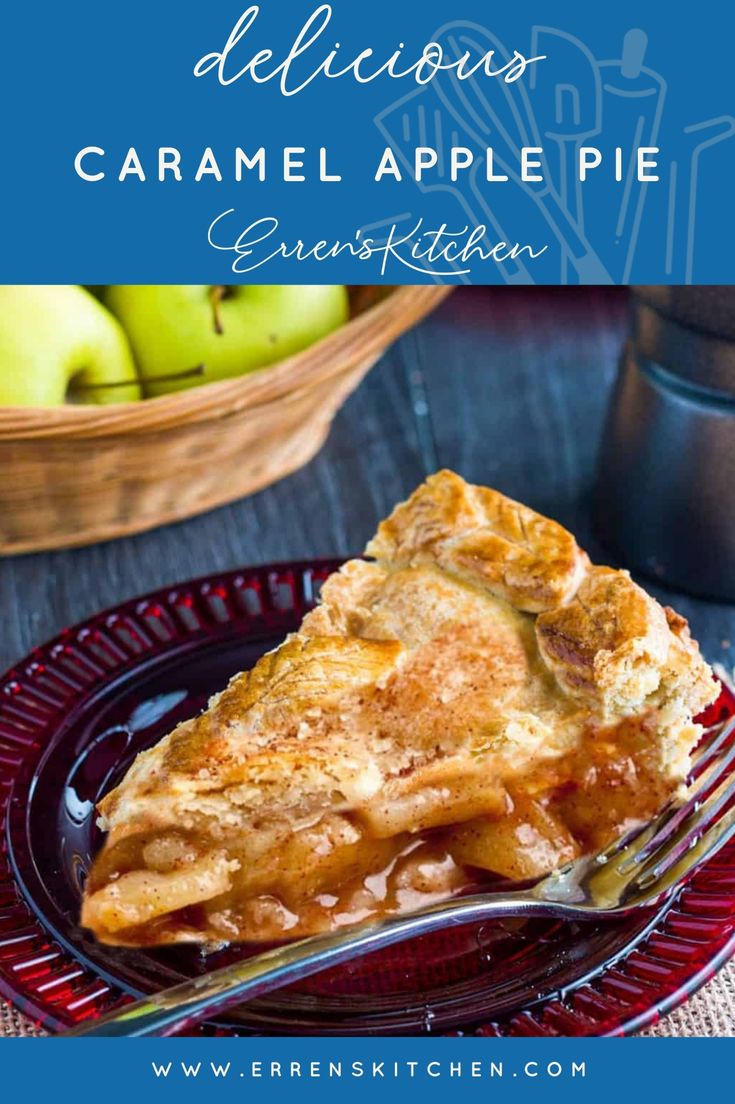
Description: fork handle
xmin=66 ymin=892 xmax=557 ymax=1037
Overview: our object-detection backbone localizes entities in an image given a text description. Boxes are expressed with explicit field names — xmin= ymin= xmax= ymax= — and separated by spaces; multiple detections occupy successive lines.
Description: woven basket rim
xmin=0 ymin=286 xmax=452 ymax=441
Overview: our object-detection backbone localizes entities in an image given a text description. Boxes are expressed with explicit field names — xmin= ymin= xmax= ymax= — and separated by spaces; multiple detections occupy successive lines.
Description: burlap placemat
xmin=1 ymin=1000 xmax=45 ymax=1038
xmin=3 ymin=960 xmax=734 ymax=1038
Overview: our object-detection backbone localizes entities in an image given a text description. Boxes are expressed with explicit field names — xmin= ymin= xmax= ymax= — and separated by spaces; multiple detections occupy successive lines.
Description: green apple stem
xmin=210 ymin=285 xmax=229 ymax=335
xmin=70 ymin=365 xmax=206 ymax=394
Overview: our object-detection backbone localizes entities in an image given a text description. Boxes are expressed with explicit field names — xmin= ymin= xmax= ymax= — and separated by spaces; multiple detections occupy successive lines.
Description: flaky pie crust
xmin=81 ymin=471 xmax=717 ymax=946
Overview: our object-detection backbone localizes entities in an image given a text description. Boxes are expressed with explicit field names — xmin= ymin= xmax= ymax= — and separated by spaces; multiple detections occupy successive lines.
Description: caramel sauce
xmin=205 ymin=836 xmax=475 ymax=943
xmin=87 ymin=721 xmax=680 ymax=947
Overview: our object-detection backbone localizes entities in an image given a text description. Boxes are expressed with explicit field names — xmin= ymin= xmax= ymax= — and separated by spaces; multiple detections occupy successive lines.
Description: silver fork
xmin=67 ymin=716 xmax=735 ymax=1037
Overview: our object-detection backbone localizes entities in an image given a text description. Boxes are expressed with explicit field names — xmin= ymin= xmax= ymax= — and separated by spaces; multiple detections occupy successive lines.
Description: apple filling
xmin=80 ymin=474 xmax=718 ymax=949
xmin=82 ymin=718 xmax=675 ymax=946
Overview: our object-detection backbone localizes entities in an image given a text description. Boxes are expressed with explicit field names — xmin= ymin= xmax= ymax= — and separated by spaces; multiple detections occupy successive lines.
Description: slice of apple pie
xmin=81 ymin=471 xmax=718 ymax=947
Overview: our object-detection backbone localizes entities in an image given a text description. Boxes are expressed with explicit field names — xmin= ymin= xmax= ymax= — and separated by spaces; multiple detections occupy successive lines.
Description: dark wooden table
xmin=1 ymin=286 xmax=733 ymax=676
xmin=2 ymin=286 xmax=734 ymax=1037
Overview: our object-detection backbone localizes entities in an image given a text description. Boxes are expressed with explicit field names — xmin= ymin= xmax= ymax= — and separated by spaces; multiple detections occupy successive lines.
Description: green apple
xmin=0 ymin=285 xmax=140 ymax=406
xmin=103 ymin=285 xmax=350 ymax=397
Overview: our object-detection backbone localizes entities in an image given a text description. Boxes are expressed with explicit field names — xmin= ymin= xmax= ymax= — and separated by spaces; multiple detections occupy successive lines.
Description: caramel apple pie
xmin=81 ymin=471 xmax=718 ymax=947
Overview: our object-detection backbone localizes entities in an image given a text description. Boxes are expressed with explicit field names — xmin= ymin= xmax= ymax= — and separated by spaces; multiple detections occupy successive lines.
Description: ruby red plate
xmin=1 ymin=560 xmax=734 ymax=1036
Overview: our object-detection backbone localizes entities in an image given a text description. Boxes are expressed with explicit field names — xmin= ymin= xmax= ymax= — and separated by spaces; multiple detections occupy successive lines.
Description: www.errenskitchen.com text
xmin=150 ymin=1058 xmax=587 ymax=1081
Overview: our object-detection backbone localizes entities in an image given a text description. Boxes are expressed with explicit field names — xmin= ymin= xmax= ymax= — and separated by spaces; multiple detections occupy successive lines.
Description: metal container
xmin=595 ymin=288 xmax=735 ymax=600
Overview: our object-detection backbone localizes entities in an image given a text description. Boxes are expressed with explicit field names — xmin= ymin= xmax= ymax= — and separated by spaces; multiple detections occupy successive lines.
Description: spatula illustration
xmin=430 ymin=21 xmax=612 ymax=284
xmin=375 ymin=85 xmax=541 ymax=283
xmin=528 ymin=26 xmax=602 ymax=281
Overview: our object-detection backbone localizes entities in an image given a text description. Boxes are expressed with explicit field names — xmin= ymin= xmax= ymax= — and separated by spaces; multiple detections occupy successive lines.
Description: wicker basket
xmin=0 ymin=286 xmax=451 ymax=555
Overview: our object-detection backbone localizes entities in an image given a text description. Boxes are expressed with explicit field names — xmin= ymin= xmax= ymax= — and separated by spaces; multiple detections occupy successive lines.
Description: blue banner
xmin=1 ymin=1038 xmax=733 ymax=1095
xmin=2 ymin=0 xmax=734 ymax=283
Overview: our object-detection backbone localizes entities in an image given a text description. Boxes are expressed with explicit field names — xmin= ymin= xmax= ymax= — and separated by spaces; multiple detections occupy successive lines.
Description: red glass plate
xmin=1 ymin=560 xmax=734 ymax=1036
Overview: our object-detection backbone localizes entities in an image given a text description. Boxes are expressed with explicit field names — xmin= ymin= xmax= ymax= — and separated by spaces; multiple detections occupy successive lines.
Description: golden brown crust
xmin=98 ymin=632 xmax=406 ymax=843
xmin=83 ymin=470 xmax=718 ymax=946
xmin=366 ymin=470 xmax=589 ymax=613
xmin=535 ymin=565 xmax=716 ymax=721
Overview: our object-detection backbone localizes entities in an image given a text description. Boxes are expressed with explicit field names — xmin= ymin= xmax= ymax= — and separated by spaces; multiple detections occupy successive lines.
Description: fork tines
xmin=615 ymin=717 xmax=735 ymax=898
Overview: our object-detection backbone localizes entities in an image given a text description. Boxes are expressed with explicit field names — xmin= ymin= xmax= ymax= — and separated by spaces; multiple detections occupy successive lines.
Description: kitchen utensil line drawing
xmin=374 ymin=59 xmax=591 ymax=282
xmin=529 ymin=26 xmax=602 ymax=281
xmin=436 ymin=24 xmax=612 ymax=283
xmin=677 ymin=117 xmax=735 ymax=283
xmin=593 ymin=30 xmax=666 ymax=283
xmin=374 ymin=90 xmax=535 ymax=284
xmin=372 ymin=22 xmax=734 ymax=284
